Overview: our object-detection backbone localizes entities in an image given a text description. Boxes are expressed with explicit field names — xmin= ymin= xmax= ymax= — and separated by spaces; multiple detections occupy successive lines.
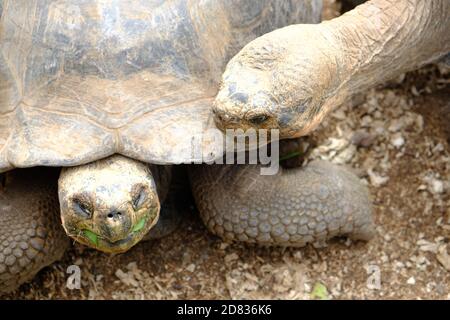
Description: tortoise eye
xmin=247 ymin=114 xmax=269 ymax=125
xmin=73 ymin=198 xmax=92 ymax=218
xmin=132 ymin=187 xmax=147 ymax=210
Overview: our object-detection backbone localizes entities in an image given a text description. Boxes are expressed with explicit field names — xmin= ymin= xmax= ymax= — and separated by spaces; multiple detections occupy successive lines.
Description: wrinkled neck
xmin=323 ymin=0 xmax=450 ymax=97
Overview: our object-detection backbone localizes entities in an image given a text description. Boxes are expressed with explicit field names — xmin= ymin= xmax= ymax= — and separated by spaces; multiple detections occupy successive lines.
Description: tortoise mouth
xmin=106 ymin=233 xmax=136 ymax=246
xmin=75 ymin=207 xmax=159 ymax=254
xmin=92 ymin=231 xmax=141 ymax=252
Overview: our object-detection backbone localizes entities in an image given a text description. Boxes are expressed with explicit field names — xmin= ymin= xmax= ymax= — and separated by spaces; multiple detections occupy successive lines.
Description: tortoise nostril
xmin=212 ymin=107 xmax=243 ymax=127
xmin=247 ymin=114 xmax=269 ymax=125
xmin=107 ymin=211 xmax=123 ymax=219
xmin=215 ymin=111 xmax=233 ymax=123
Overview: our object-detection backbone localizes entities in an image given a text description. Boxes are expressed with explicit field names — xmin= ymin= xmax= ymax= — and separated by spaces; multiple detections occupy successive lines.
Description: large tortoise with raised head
xmin=213 ymin=0 xmax=450 ymax=137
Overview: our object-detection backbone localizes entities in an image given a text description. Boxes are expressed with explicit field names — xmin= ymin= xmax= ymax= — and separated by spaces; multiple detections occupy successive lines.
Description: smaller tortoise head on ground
xmin=58 ymin=155 xmax=160 ymax=253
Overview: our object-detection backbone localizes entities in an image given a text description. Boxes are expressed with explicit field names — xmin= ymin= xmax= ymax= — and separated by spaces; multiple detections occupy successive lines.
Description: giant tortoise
xmin=0 ymin=0 xmax=375 ymax=293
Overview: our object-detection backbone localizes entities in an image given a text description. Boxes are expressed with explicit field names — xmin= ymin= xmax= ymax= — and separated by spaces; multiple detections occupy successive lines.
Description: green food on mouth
xmin=279 ymin=151 xmax=302 ymax=161
xmin=81 ymin=215 xmax=148 ymax=247
xmin=83 ymin=229 xmax=99 ymax=246
xmin=132 ymin=215 xmax=147 ymax=233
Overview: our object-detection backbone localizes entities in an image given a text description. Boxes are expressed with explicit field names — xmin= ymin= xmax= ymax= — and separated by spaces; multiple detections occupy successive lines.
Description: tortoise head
xmin=212 ymin=25 xmax=345 ymax=138
xmin=58 ymin=155 xmax=159 ymax=254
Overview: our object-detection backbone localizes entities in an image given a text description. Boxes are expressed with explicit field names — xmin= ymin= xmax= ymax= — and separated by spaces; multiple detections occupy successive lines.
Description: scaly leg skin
xmin=0 ymin=169 xmax=69 ymax=294
xmin=189 ymin=161 xmax=374 ymax=247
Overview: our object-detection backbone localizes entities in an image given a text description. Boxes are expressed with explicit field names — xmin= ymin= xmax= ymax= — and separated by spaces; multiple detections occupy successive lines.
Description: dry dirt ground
xmin=3 ymin=1 xmax=450 ymax=300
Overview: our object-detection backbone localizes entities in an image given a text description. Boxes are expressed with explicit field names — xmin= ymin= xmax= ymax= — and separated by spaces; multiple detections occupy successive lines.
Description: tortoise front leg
xmin=0 ymin=169 xmax=68 ymax=294
xmin=189 ymin=161 xmax=374 ymax=247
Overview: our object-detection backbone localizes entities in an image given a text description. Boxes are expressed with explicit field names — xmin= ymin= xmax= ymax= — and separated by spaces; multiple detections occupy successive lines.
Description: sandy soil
xmin=3 ymin=0 xmax=449 ymax=300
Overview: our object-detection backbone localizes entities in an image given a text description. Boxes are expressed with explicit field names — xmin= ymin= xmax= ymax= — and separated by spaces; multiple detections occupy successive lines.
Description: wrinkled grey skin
xmin=213 ymin=0 xmax=450 ymax=138
xmin=1 ymin=0 xmax=375 ymax=294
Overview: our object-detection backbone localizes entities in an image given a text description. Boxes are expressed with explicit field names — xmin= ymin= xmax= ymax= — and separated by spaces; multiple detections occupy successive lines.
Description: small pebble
xmin=186 ymin=264 xmax=196 ymax=272
xmin=351 ymin=130 xmax=376 ymax=148
xmin=391 ymin=134 xmax=405 ymax=149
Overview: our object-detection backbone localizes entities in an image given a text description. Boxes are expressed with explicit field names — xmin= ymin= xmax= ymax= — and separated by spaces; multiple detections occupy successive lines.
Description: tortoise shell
xmin=0 ymin=0 xmax=321 ymax=171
